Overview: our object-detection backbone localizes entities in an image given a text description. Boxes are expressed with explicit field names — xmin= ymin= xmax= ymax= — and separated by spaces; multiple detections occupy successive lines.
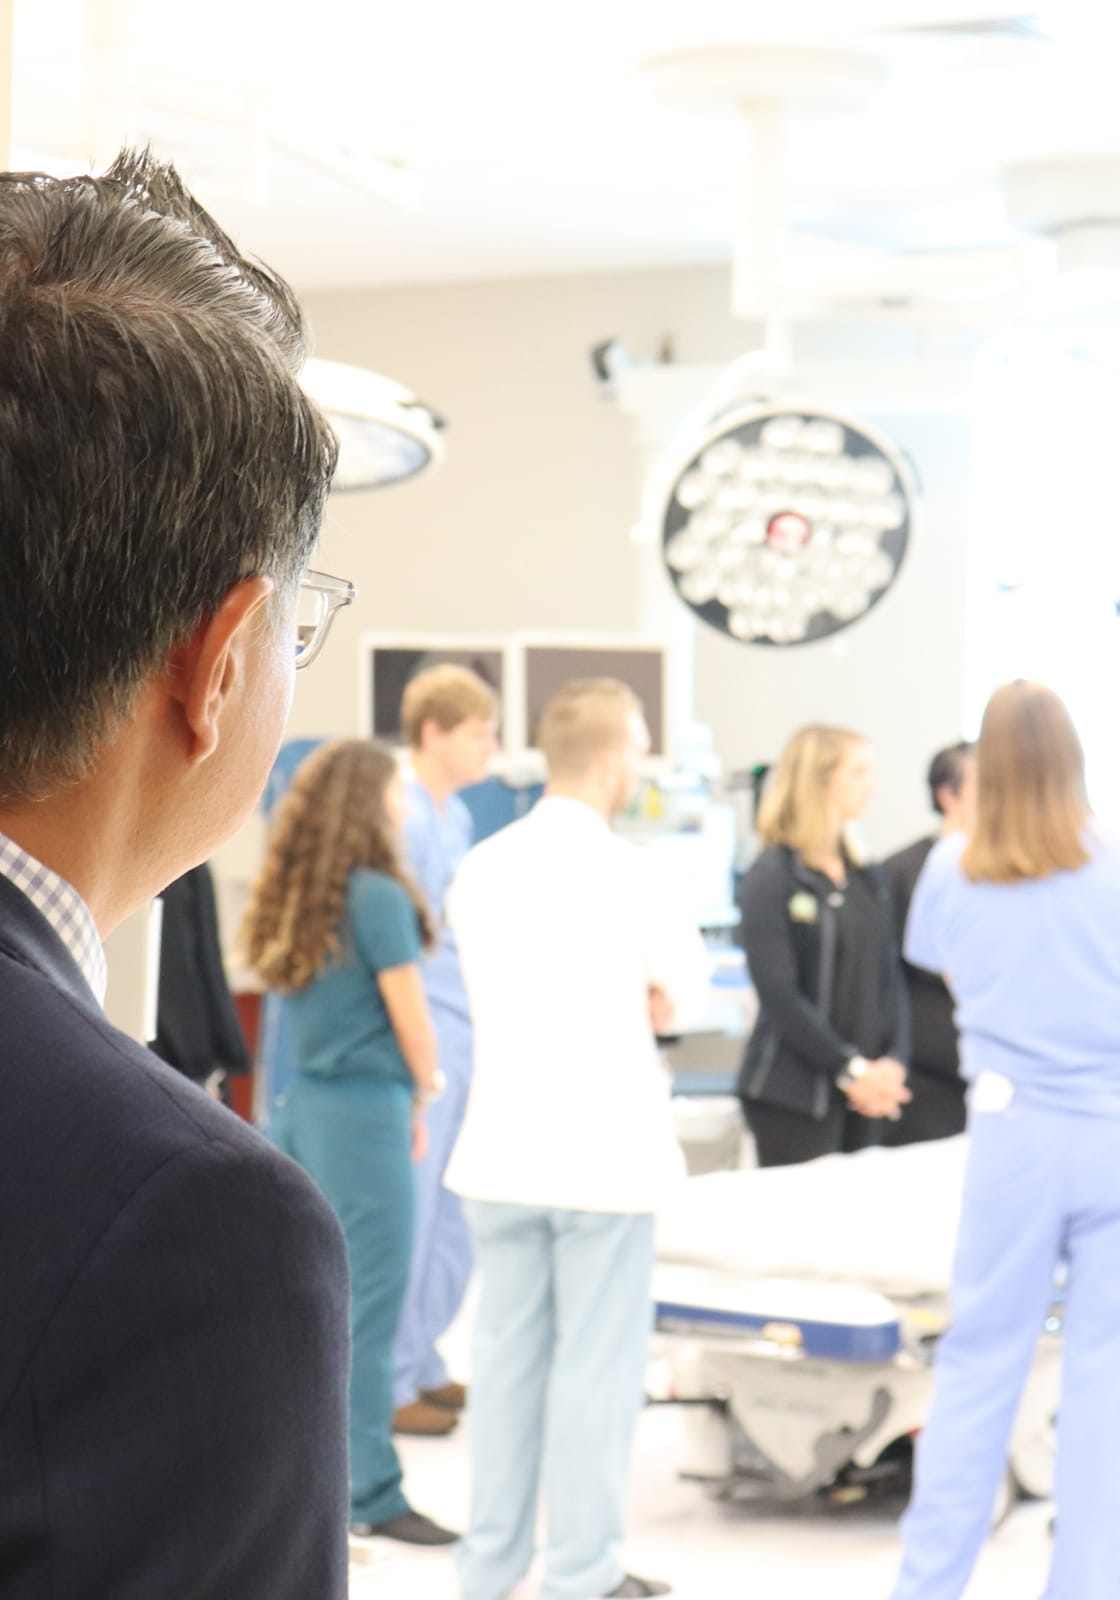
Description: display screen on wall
xmin=369 ymin=646 xmax=506 ymax=743
xmin=524 ymin=645 xmax=665 ymax=756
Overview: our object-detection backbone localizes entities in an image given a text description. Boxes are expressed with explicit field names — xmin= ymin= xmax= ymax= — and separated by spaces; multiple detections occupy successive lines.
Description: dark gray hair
xmin=0 ymin=148 xmax=338 ymax=803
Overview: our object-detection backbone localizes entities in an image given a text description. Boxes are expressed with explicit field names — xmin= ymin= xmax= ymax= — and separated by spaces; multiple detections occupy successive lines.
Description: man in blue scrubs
xmin=393 ymin=665 xmax=498 ymax=1434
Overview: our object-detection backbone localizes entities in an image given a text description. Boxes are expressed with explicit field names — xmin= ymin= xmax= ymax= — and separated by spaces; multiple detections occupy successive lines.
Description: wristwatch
xmin=836 ymin=1056 xmax=870 ymax=1093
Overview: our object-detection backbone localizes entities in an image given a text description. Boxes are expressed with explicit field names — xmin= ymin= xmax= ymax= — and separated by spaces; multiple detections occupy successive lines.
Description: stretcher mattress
xmin=655 ymin=1264 xmax=902 ymax=1362
xmin=656 ymin=1135 xmax=969 ymax=1298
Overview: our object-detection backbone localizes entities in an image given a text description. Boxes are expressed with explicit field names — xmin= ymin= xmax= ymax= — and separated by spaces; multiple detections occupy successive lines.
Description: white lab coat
xmin=444 ymin=796 xmax=711 ymax=1214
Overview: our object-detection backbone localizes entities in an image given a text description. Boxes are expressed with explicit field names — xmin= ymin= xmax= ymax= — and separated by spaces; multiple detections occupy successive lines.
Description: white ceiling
xmin=13 ymin=1 xmax=1120 ymax=293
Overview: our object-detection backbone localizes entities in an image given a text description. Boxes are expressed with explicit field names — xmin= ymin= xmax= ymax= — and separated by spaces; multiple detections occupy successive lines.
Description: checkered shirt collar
xmin=0 ymin=833 xmax=107 ymax=1006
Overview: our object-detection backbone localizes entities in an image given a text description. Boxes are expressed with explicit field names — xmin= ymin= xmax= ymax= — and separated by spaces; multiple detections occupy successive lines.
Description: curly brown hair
xmin=241 ymin=739 xmax=435 ymax=993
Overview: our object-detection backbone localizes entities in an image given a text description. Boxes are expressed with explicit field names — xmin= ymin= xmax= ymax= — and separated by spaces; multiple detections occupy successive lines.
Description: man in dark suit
xmin=0 ymin=151 xmax=352 ymax=1597
xmin=883 ymin=742 xmax=976 ymax=1146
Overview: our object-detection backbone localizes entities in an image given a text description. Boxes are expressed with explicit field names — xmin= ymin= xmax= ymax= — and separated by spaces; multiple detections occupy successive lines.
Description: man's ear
xmin=168 ymin=577 xmax=276 ymax=765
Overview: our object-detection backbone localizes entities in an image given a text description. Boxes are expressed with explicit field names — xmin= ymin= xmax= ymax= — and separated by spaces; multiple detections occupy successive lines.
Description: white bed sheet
xmin=656 ymin=1135 xmax=969 ymax=1298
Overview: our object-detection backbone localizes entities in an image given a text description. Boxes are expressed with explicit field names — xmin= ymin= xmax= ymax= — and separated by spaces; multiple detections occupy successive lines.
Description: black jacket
xmin=0 ymin=873 xmax=351 ymax=1599
xmin=151 ymin=863 xmax=253 ymax=1083
xmin=736 ymin=845 xmax=909 ymax=1120
xmin=883 ymin=835 xmax=961 ymax=1083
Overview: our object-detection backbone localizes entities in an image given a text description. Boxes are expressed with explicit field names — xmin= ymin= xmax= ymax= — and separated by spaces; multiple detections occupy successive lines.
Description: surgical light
xmin=301 ymin=358 xmax=446 ymax=492
xmin=658 ymin=405 xmax=914 ymax=647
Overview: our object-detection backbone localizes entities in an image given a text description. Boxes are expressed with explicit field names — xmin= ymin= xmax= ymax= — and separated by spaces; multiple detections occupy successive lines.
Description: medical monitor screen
xmin=369 ymin=645 xmax=505 ymax=745
xmin=524 ymin=645 xmax=665 ymax=756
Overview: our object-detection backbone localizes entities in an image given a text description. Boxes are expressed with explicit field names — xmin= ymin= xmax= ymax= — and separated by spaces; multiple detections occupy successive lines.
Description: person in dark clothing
xmin=0 ymin=150 xmax=352 ymax=1597
xmin=737 ymin=725 xmax=911 ymax=1167
xmin=151 ymin=861 xmax=253 ymax=1096
xmin=882 ymin=742 xmax=975 ymax=1147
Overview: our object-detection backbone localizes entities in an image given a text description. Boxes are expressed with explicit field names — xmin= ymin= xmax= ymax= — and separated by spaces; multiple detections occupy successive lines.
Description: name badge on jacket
xmin=788 ymin=892 xmax=819 ymax=924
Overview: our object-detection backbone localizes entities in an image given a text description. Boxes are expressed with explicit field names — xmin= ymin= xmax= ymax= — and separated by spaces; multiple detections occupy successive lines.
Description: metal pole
xmin=0 ymin=0 xmax=13 ymax=170
xmin=732 ymin=100 xmax=788 ymax=331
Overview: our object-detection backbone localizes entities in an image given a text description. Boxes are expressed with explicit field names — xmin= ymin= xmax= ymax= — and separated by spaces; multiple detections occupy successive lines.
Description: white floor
xmin=349 ymin=1402 xmax=1053 ymax=1599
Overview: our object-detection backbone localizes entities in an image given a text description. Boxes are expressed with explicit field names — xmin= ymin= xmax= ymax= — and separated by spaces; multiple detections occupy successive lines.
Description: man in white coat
xmin=446 ymin=679 xmax=710 ymax=1600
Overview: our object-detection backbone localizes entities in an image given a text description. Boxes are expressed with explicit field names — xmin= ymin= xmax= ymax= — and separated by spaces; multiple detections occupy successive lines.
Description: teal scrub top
xmin=286 ymin=869 xmax=421 ymax=1088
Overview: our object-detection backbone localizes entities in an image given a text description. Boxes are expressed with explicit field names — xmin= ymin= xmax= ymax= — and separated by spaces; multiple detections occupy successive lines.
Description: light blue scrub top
xmin=906 ymin=828 xmax=1120 ymax=1116
xmin=286 ymin=869 xmax=421 ymax=1088
xmin=403 ymin=776 xmax=473 ymax=1027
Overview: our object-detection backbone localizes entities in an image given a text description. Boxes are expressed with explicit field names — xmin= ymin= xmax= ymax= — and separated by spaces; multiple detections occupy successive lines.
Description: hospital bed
xmin=652 ymin=1137 xmax=1061 ymax=1513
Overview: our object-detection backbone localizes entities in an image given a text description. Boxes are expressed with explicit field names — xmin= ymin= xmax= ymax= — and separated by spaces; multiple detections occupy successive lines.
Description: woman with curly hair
xmin=241 ymin=739 xmax=457 ymax=1552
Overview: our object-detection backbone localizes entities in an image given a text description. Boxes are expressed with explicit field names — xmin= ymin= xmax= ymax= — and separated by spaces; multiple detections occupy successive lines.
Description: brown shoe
xmin=393 ymin=1400 xmax=459 ymax=1436
xmin=420 ymin=1381 xmax=468 ymax=1412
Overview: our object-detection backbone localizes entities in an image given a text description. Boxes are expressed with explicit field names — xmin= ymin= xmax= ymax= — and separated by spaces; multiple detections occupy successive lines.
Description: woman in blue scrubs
xmin=241 ymin=740 xmax=457 ymax=1550
xmin=891 ymin=680 xmax=1120 ymax=1600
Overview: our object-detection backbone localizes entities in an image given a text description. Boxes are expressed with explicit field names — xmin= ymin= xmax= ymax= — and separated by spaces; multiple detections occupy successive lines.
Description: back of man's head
xmin=401 ymin=664 xmax=496 ymax=749
xmin=537 ymin=679 xmax=642 ymax=782
xmin=927 ymin=741 xmax=974 ymax=815
xmin=0 ymin=149 xmax=337 ymax=805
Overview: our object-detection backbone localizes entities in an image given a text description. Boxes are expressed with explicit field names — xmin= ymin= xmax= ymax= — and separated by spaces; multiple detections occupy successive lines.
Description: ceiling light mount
xmin=642 ymin=45 xmax=883 ymax=117
xmin=1003 ymin=157 xmax=1120 ymax=277
xmin=645 ymin=46 xmax=883 ymax=329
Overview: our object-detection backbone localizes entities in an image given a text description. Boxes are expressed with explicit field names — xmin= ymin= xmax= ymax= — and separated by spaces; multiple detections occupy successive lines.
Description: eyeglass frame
xmin=295 ymin=568 xmax=357 ymax=670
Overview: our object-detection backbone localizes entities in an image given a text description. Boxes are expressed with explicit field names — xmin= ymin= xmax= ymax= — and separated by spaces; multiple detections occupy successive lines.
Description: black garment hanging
xmin=150 ymin=863 xmax=252 ymax=1084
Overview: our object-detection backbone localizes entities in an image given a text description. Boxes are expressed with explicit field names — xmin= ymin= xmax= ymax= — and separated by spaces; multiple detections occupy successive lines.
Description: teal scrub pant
xmin=457 ymin=1201 xmax=655 ymax=1600
xmin=275 ymin=1074 xmax=414 ymax=1528
xmin=891 ymin=1094 xmax=1120 ymax=1599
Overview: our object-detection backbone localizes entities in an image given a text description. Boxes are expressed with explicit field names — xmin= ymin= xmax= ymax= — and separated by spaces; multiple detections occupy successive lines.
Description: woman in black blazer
xmin=737 ymin=725 xmax=911 ymax=1167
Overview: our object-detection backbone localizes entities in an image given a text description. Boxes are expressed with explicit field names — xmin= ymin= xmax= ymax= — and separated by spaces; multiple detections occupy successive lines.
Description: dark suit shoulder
xmin=0 ymin=949 xmax=350 ymax=1598
xmin=883 ymin=835 xmax=936 ymax=888
xmin=1 ymin=939 xmax=258 ymax=1154
xmin=0 ymin=946 xmax=341 ymax=1415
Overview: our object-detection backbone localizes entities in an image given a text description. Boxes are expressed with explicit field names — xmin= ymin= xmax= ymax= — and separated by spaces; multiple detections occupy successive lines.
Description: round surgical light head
xmin=300 ymin=358 xmax=446 ymax=492
xmin=658 ymin=404 xmax=914 ymax=647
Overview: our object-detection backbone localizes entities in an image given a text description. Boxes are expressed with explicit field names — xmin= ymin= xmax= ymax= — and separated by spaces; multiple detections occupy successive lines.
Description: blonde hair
xmin=962 ymin=680 xmax=1090 ymax=884
xmin=536 ymin=678 xmax=642 ymax=780
xmin=401 ymin=665 xmax=496 ymax=749
xmin=240 ymin=739 xmax=434 ymax=993
xmin=757 ymin=724 xmax=868 ymax=866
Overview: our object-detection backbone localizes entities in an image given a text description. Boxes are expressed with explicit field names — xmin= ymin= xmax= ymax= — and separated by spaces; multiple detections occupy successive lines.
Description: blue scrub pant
xmin=456 ymin=1201 xmax=655 ymax=1600
xmin=275 ymin=1074 xmax=414 ymax=1528
xmin=891 ymin=1094 xmax=1120 ymax=1600
xmin=393 ymin=1026 xmax=473 ymax=1407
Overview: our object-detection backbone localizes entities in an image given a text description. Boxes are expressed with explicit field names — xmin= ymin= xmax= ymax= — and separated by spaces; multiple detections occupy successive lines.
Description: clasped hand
xmin=843 ymin=1058 xmax=912 ymax=1120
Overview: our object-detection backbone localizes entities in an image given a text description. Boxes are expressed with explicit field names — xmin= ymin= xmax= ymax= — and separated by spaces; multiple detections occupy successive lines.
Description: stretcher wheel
xmin=1010 ymin=1416 xmax=1057 ymax=1500
xmin=990 ymin=1468 xmax=1018 ymax=1532
xmin=1004 ymin=1356 xmax=1056 ymax=1504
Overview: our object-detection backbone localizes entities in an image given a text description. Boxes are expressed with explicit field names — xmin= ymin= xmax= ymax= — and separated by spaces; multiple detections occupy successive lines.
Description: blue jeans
xmin=275 ymin=1075 xmax=414 ymax=1528
xmin=457 ymin=1201 xmax=655 ymax=1600
xmin=891 ymin=1093 xmax=1120 ymax=1599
